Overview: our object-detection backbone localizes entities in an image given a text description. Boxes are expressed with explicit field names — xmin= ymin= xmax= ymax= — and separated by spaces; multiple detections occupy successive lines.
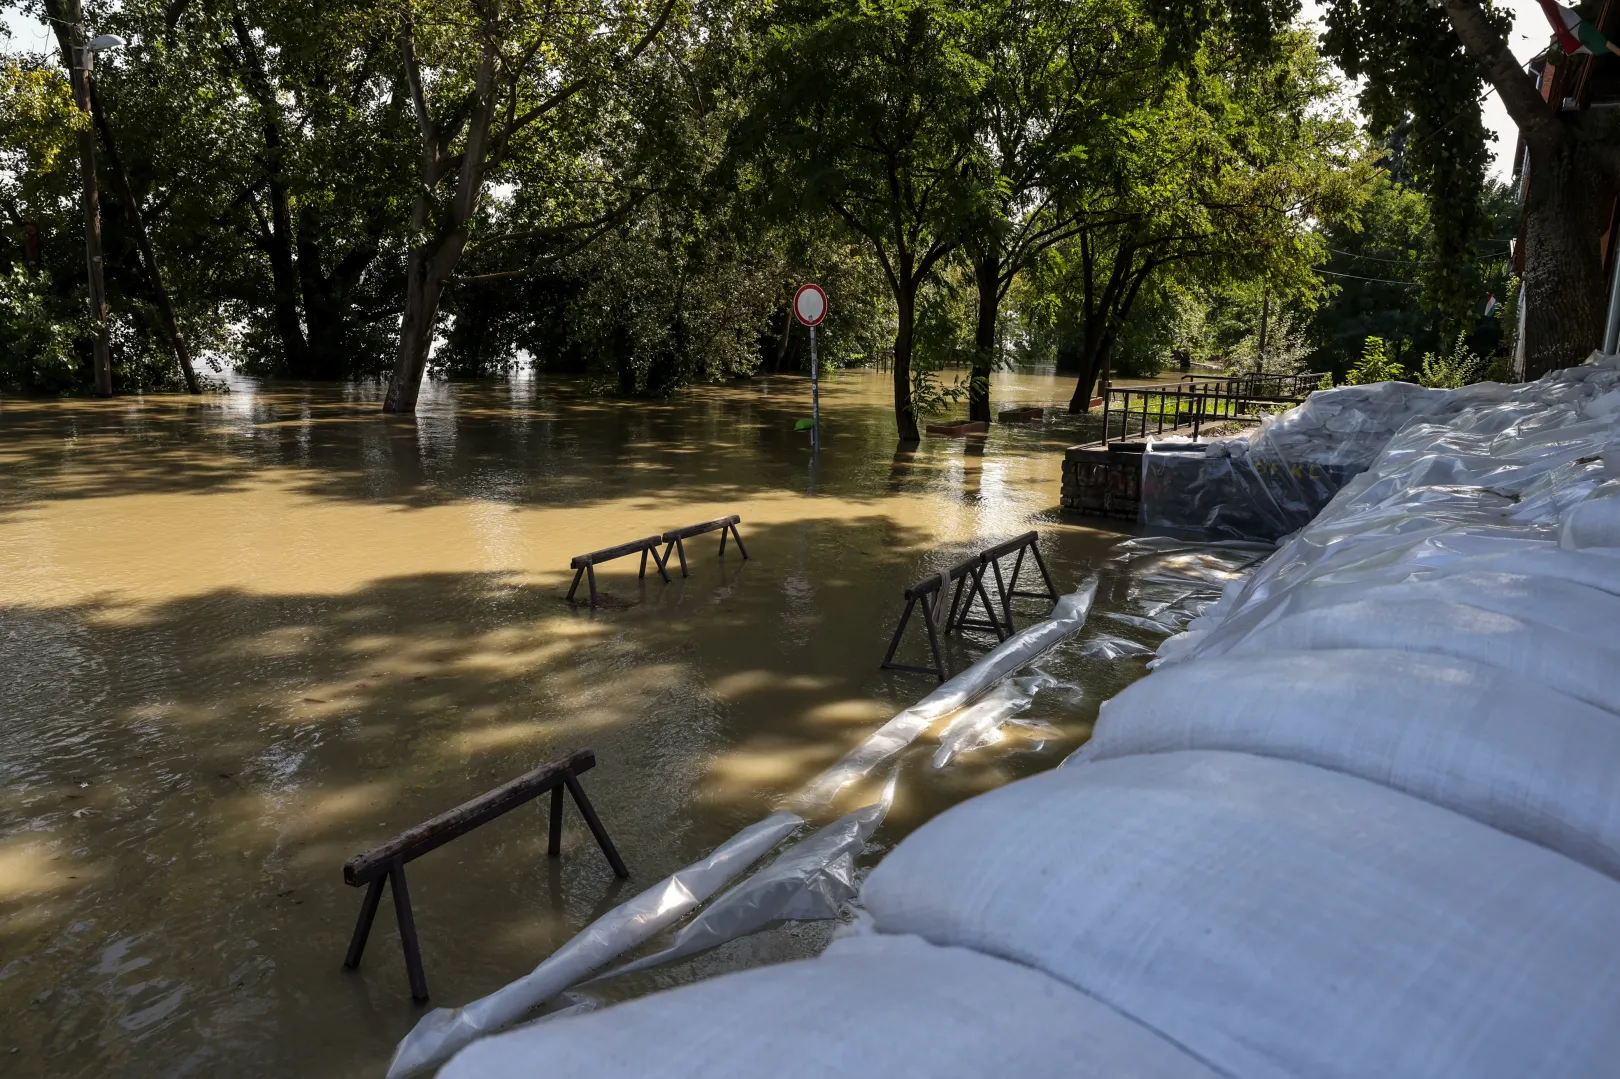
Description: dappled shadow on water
xmin=0 ymin=373 xmax=1096 ymax=520
xmin=0 ymin=509 xmax=1141 ymax=1078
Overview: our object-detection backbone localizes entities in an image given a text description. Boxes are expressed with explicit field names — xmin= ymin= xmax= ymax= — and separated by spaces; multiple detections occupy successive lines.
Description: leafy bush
xmin=0 ymin=268 xmax=85 ymax=392
xmin=1417 ymin=336 xmax=1486 ymax=389
xmin=1345 ymin=336 xmax=1406 ymax=385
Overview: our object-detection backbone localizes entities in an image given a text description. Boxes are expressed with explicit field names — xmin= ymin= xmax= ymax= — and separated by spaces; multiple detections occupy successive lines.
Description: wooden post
xmin=389 ymin=860 xmax=429 ymax=1002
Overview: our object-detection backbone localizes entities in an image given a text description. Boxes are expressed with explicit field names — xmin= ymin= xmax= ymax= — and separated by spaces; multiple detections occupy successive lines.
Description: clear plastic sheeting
xmin=931 ymin=673 xmax=1064 ymax=769
xmin=384 ymin=811 xmax=803 ymax=1079
xmin=1160 ymin=353 xmax=1620 ymax=668
xmin=1076 ymin=635 xmax=1156 ymax=660
xmin=790 ymin=576 xmax=1098 ymax=808
xmin=600 ymin=777 xmax=896 ymax=981
xmin=1139 ymin=364 xmax=1615 ymax=540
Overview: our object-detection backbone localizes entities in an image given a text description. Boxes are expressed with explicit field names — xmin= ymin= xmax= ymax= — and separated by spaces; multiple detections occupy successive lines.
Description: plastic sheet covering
xmin=1077 ymin=635 xmax=1156 ymax=660
xmin=863 ymin=751 xmax=1620 ymax=1079
xmin=1139 ymin=363 xmax=1620 ymax=541
xmin=931 ymin=673 xmax=1063 ymax=769
xmin=1089 ymin=649 xmax=1620 ymax=879
xmin=791 ymin=576 xmax=1098 ymax=807
xmin=438 ymin=933 xmax=1223 ymax=1079
xmin=599 ymin=777 xmax=895 ymax=981
xmin=385 ymin=811 xmax=803 ymax=1079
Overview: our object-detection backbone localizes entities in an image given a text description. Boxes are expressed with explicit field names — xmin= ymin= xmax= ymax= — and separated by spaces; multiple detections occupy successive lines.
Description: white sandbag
xmin=1424 ymin=545 xmax=1620 ymax=596
xmin=863 ymin=751 xmax=1620 ymax=1079
xmin=439 ymin=933 xmax=1221 ymax=1079
xmin=1222 ymin=598 xmax=1620 ymax=714
xmin=1213 ymin=570 xmax=1620 ymax=650
xmin=1088 ymin=649 xmax=1620 ymax=878
xmin=386 ymin=811 xmax=804 ymax=1079
xmin=602 ymin=783 xmax=893 ymax=980
xmin=791 ymin=578 xmax=1097 ymax=807
xmin=1561 ymin=481 xmax=1620 ymax=549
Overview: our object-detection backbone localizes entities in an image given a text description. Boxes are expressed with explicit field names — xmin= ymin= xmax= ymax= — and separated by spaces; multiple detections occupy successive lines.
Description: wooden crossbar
xmin=567 ymin=535 xmax=670 ymax=606
xmin=880 ymin=531 xmax=1060 ymax=680
xmin=341 ymin=748 xmax=628 ymax=1001
xmin=660 ymin=515 xmax=748 ymax=578
xmin=883 ymin=556 xmax=1001 ymax=681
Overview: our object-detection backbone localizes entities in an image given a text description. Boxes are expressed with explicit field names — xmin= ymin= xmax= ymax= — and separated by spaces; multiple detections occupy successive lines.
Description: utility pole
xmin=53 ymin=0 xmax=114 ymax=396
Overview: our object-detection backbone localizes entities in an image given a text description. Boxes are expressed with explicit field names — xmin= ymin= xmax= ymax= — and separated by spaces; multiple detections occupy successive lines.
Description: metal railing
xmin=1102 ymin=371 xmax=1327 ymax=444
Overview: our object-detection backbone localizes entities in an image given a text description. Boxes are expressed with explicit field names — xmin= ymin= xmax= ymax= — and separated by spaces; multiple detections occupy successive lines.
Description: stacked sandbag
xmin=1157 ymin=353 xmax=1620 ymax=540
xmin=862 ymin=752 xmax=1620 ymax=1079
xmin=1087 ymin=650 xmax=1620 ymax=879
xmin=439 ymin=932 xmax=1219 ymax=1079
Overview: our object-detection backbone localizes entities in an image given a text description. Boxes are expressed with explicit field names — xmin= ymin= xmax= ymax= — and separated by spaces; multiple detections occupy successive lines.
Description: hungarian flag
xmin=1483 ymin=294 xmax=1497 ymax=317
xmin=1537 ymin=0 xmax=1620 ymax=56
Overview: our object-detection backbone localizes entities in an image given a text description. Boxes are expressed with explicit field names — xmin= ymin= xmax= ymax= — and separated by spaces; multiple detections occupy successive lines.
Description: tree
xmin=962 ymin=0 xmax=1159 ymax=421
xmin=738 ymin=0 xmax=989 ymax=442
xmin=1036 ymin=28 xmax=1364 ymax=412
xmin=1319 ymin=0 xmax=1619 ymax=377
xmin=381 ymin=0 xmax=678 ymax=413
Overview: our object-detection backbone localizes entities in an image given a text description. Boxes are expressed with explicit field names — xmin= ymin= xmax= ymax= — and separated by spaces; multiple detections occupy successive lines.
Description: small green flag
xmin=794 ymin=418 xmax=817 ymax=432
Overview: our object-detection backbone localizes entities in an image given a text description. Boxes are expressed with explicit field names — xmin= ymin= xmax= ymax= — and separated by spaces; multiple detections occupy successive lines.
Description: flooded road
xmin=0 ymin=369 xmax=1156 ymax=1077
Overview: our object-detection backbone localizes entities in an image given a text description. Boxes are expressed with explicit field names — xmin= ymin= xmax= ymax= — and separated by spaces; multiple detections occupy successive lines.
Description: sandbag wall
xmin=441 ymin=355 xmax=1620 ymax=1079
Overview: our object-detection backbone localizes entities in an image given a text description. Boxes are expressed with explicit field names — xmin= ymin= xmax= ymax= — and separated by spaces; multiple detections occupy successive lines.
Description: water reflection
xmin=0 ymin=370 xmax=1135 ymax=1076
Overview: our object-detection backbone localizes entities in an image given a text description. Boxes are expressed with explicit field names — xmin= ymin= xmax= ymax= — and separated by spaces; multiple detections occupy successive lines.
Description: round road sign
xmin=793 ymin=283 xmax=827 ymax=327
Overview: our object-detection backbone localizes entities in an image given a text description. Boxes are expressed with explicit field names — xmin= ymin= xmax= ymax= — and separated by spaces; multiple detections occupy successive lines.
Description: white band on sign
xmin=793 ymin=283 xmax=827 ymax=327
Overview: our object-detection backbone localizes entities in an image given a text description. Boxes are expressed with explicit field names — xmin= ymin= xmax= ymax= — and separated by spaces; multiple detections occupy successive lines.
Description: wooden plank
xmin=570 ymin=536 xmax=663 ymax=569
xmin=344 ymin=750 xmax=596 ymax=886
xmin=661 ymin=515 xmax=741 ymax=542
xmin=903 ymin=554 xmax=980 ymax=599
xmin=979 ymin=530 xmax=1039 ymax=564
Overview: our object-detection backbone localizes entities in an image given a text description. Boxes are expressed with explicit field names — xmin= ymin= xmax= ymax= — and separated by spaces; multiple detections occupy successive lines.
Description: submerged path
xmin=0 ymin=370 xmax=1162 ymax=1077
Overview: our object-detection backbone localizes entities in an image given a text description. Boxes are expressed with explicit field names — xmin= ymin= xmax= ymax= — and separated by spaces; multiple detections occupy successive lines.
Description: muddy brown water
xmin=0 ymin=369 xmax=1163 ymax=1077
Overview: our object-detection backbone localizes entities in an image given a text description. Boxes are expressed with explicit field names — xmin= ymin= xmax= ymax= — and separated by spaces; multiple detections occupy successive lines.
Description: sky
xmin=0 ymin=0 xmax=1565 ymax=181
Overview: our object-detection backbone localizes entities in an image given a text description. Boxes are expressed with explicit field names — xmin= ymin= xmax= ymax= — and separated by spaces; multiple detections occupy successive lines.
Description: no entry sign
xmin=794 ymin=283 xmax=827 ymax=327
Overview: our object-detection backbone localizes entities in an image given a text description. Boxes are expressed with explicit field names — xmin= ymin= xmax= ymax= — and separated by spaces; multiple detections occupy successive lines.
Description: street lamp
xmin=59 ymin=10 xmax=124 ymax=395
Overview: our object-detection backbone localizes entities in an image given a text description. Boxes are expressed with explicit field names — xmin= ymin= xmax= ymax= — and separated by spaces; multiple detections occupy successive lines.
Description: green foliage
xmin=1317 ymin=0 xmax=1502 ymax=328
xmin=1417 ymin=336 xmax=1486 ymax=389
xmin=1310 ymin=132 xmax=1518 ymax=381
xmin=1345 ymin=335 xmax=1407 ymax=385
xmin=0 ymin=267 xmax=85 ymax=392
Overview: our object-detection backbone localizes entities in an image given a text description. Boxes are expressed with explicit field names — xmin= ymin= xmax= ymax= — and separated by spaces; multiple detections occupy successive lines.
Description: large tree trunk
xmin=88 ymin=80 xmax=200 ymax=393
xmin=1521 ymin=136 xmax=1615 ymax=378
xmin=1441 ymin=0 xmax=1620 ymax=372
xmin=970 ymin=248 xmax=998 ymax=423
xmin=893 ymin=282 xmax=921 ymax=442
xmin=385 ymin=233 xmax=466 ymax=412
xmin=49 ymin=1 xmax=113 ymax=395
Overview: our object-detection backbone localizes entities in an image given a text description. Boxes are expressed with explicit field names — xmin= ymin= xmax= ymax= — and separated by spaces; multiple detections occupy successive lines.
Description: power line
xmin=1317 ymin=268 xmax=1422 ymax=287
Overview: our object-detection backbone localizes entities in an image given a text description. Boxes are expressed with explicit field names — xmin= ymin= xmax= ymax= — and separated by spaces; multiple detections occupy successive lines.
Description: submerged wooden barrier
xmin=661 ymin=515 xmax=749 ymax=578
xmin=341 ymin=749 xmax=628 ymax=1002
xmin=566 ymin=517 xmax=748 ymax=604
xmin=881 ymin=554 xmax=1004 ymax=681
xmin=882 ymin=532 xmax=1059 ymax=681
xmin=566 ymin=536 xmax=670 ymax=606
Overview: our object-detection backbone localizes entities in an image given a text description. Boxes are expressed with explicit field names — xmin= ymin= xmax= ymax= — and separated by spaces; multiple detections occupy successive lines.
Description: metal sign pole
xmin=810 ymin=324 xmax=820 ymax=453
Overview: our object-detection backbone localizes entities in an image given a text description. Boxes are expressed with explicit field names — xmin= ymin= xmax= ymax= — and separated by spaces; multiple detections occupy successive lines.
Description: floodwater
xmin=0 ymin=368 xmax=1176 ymax=1077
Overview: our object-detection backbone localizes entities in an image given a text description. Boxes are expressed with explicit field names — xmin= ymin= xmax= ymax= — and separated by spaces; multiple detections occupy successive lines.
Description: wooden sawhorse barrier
xmin=882 ymin=532 xmax=1060 ymax=681
xmin=661 ymin=515 xmax=749 ymax=577
xmin=880 ymin=554 xmax=1005 ymax=681
xmin=567 ymin=536 xmax=669 ymax=606
xmin=974 ymin=530 xmax=1059 ymax=632
xmin=340 ymin=748 xmax=628 ymax=1002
